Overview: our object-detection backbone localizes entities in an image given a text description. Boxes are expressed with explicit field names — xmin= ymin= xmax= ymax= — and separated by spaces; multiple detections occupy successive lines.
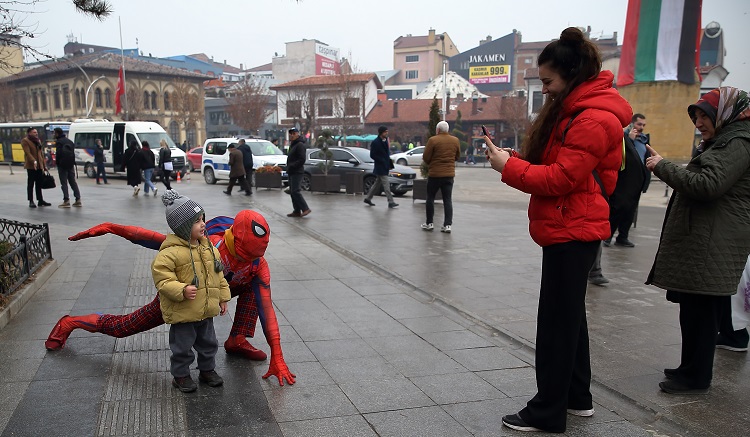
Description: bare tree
xmin=225 ymin=76 xmax=272 ymax=136
xmin=123 ymin=85 xmax=144 ymax=120
xmin=1 ymin=1 xmax=112 ymax=73
xmin=276 ymin=87 xmax=316 ymax=136
xmin=496 ymin=94 xmax=530 ymax=149
xmin=170 ymin=78 xmax=202 ymax=132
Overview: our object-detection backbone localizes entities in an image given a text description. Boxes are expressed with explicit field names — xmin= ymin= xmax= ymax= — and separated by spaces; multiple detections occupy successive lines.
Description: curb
xmin=0 ymin=259 xmax=58 ymax=331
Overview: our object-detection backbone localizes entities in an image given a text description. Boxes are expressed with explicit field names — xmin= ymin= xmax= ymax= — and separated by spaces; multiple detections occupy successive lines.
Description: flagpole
xmin=119 ymin=16 xmax=128 ymax=120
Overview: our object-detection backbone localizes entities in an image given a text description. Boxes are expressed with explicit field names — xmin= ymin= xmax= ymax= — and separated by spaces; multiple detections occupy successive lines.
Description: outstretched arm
xmin=254 ymin=258 xmax=295 ymax=385
xmin=69 ymin=223 xmax=166 ymax=250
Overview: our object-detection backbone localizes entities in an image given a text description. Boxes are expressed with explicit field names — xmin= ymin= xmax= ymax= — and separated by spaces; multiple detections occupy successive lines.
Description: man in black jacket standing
xmin=54 ymin=127 xmax=82 ymax=208
xmin=94 ymin=139 xmax=108 ymax=184
xmin=237 ymin=139 xmax=254 ymax=193
xmin=286 ymin=128 xmax=310 ymax=217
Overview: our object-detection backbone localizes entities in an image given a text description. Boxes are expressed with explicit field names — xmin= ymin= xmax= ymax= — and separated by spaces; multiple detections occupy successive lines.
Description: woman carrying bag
xmin=158 ymin=139 xmax=173 ymax=191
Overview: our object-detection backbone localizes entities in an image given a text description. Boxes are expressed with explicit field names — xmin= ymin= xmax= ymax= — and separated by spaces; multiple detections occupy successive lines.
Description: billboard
xmin=469 ymin=65 xmax=512 ymax=84
xmin=315 ymin=43 xmax=340 ymax=75
xmin=449 ymin=33 xmax=515 ymax=93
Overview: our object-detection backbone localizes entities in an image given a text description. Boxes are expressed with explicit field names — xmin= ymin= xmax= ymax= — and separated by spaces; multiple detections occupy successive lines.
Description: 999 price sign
xmin=469 ymin=65 xmax=511 ymax=84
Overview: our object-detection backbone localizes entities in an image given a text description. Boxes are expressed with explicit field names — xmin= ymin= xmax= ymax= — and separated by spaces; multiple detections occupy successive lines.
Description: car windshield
xmin=138 ymin=132 xmax=177 ymax=149
xmin=250 ymin=141 xmax=283 ymax=156
xmin=347 ymin=147 xmax=374 ymax=163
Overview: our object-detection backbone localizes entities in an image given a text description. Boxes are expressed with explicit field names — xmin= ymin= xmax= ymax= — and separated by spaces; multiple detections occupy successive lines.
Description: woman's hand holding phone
xmin=484 ymin=133 xmax=511 ymax=173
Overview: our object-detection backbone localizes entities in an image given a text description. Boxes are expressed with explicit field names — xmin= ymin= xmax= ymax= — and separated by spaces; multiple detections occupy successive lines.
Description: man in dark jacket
xmin=237 ymin=139 xmax=254 ymax=193
xmin=363 ymin=126 xmax=398 ymax=208
xmin=223 ymin=143 xmax=252 ymax=196
xmin=286 ymin=128 xmax=310 ymax=217
xmin=54 ymin=128 xmax=82 ymax=208
xmin=94 ymin=139 xmax=108 ymax=184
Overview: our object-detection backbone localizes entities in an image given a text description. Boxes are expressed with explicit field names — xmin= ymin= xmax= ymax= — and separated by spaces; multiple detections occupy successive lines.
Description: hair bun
xmin=161 ymin=189 xmax=180 ymax=207
xmin=559 ymin=27 xmax=585 ymax=47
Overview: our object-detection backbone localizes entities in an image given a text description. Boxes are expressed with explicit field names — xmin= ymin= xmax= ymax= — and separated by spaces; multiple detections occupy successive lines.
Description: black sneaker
xmin=29 ymin=202 xmax=37 ymax=208
xmin=602 ymin=238 xmax=612 ymax=247
xmin=501 ymin=414 xmax=542 ymax=432
xmin=663 ymin=367 xmax=681 ymax=379
xmin=364 ymin=199 xmax=375 ymax=206
xmin=199 ymin=370 xmax=224 ymax=387
xmin=38 ymin=200 xmax=52 ymax=207
xmin=659 ymin=380 xmax=709 ymax=395
xmin=716 ymin=331 xmax=749 ymax=352
xmin=172 ymin=376 xmax=197 ymax=393
xmin=223 ymin=190 xmax=231 ymax=196
xmin=614 ymin=238 xmax=635 ymax=247
xmin=388 ymin=202 xmax=399 ymax=209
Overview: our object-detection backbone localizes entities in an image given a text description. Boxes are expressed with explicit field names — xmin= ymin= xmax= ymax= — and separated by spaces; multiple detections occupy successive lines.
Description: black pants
xmin=226 ymin=175 xmax=251 ymax=194
xmin=519 ymin=240 xmax=599 ymax=433
xmin=26 ymin=169 xmax=44 ymax=202
xmin=161 ymin=170 xmax=172 ymax=190
xmin=609 ymin=193 xmax=641 ymax=240
xmin=670 ymin=291 xmax=728 ymax=388
xmin=426 ymin=177 xmax=454 ymax=226
xmin=289 ymin=173 xmax=309 ymax=213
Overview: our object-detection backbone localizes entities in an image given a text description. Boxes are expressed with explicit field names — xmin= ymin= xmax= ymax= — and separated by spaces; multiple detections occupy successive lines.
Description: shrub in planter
xmin=254 ymin=165 xmax=283 ymax=189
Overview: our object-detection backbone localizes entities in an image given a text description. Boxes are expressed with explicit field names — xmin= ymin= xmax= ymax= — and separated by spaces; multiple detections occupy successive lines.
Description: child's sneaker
xmin=199 ymin=370 xmax=224 ymax=387
xmin=421 ymin=223 xmax=434 ymax=231
xmin=172 ymin=376 xmax=197 ymax=393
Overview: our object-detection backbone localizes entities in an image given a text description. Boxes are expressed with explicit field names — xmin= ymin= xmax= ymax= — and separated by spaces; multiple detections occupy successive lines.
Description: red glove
xmin=69 ymin=223 xmax=165 ymax=250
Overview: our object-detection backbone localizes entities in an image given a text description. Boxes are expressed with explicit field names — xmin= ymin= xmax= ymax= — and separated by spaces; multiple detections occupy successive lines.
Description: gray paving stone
xmin=35 ymin=352 xmax=112 ymax=380
xmin=278 ymin=415 xmax=377 ymax=437
xmin=399 ymin=315 xmax=466 ymax=334
xmin=0 ymin=358 xmax=43 ymax=383
xmin=411 ymin=371 xmax=506 ymax=404
xmin=477 ymin=367 xmax=537 ymax=397
xmin=419 ymin=329 xmax=495 ymax=351
xmin=263 ymin=384 xmax=357 ymax=422
xmin=441 ymin=398 xmax=525 ymax=436
xmin=447 ymin=346 xmax=529 ymax=372
xmin=365 ymin=405 xmax=472 ymax=437
xmin=252 ymin=360 xmax=334 ymax=391
xmin=319 ymin=356 xmax=403 ymax=384
xmin=388 ymin=351 xmax=467 ymax=378
xmin=339 ymin=376 xmax=435 ymax=413
xmin=366 ymin=294 xmax=440 ymax=319
xmin=306 ymin=338 xmax=379 ymax=361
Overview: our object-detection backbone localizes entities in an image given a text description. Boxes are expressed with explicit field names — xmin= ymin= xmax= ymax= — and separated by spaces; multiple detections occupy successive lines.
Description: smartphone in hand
xmin=481 ymin=125 xmax=490 ymax=137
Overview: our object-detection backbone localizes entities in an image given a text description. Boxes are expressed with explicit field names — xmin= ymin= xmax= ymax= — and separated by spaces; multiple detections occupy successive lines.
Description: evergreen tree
xmin=452 ymin=110 xmax=469 ymax=154
xmin=427 ymin=97 xmax=440 ymax=140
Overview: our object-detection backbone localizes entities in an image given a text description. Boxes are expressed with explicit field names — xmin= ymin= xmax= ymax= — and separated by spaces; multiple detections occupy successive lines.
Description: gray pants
xmin=58 ymin=167 xmax=81 ymax=201
xmin=168 ymin=318 xmax=218 ymax=378
xmin=588 ymin=241 xmax=603 ymax=278
xmin=365 ymin=174 xmax=394 ymax=203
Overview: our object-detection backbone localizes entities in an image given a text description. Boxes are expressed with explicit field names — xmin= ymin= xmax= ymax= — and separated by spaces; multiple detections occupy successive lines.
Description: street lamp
xmin=59 ymin=57 xmax=106 ymax=119
xmin=85 ymin=75 xmax=106 ymax=118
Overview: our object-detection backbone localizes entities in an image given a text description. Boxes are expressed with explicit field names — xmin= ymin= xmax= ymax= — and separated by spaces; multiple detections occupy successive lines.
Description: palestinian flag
xmin=617 ymin=0 xmax=702 ymax=87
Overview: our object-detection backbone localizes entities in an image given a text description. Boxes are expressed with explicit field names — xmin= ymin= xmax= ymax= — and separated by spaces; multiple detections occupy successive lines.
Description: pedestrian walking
xmin=140 ymin=141 xmax=158 ymax=197
xmin=421 ymin=121 xmax=460 ymax=233
xmin=286 ymin=128 xmax=310 ymax=217
xmin=53 ymin=127 xmax=82 ymax=208
xmin=158 ymin=139 xmax=173 ymax=191
xmin=93 ymin=139 xmax=108 ymax=184
xmin=485 ymin=27 xmax=632 ymax=433
xmin=645 ymin=86 xmax=750 ymax=395
xmin=363 ymin=126 xmax=398 ymax=209
xmin=154 ymin=190 xmax=231 ymax=392
xmin=465 ymin=143 xmax=476 ymax=164
xmin=222 ymin=143 xmax=252 ymax=196
xmin=21 ymin=127 xmax=51 ymax=208
xmin=122 ymin=141 xmax=143 ymax=196
xmin=236 ymin=139 xmax=254 ymax=193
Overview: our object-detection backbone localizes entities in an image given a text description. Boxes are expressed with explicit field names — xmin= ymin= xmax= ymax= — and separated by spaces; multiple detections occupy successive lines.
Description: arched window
xmin=143 ymin=91 xmax=150 ymax=109
xmin=150 ymin=91 xmax=158 ymax=110
xmin=186 ymin=121 xmax=196 ymax=148
xmin=94 ymin=88 xmax=103 ymax=108
xmin=80 ymin=88 xmax=86 ymax=108
xmin=169 ymin=121 xmax=180 ymax=143
xmin=75 ymin=89 xmax=81 ymax=109
xmin=163 ymin=92 xmax=171 ymax=110
xmin=104 ymin=89 xmax=112 ymax=108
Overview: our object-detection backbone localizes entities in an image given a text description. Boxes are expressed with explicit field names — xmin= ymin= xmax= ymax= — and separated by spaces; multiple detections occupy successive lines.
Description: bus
xmin=0 ymin=121 xmax=71 ymax=165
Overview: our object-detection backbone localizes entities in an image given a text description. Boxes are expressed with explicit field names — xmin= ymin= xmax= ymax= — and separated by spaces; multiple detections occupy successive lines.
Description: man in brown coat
xmin=421 ymin=120 xmax=460 ymax=233
xmin=223 ymin=143 xmax=252 ymax=196
xmin=21 ymin=127 xmax=52 ymax=208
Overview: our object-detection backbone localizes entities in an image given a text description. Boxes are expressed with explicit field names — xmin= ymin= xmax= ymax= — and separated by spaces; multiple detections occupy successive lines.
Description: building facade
xmin=449 ymin=33 xmax=516 ymax=95
xmin=392 ymin=29 xmax=459 ymax=86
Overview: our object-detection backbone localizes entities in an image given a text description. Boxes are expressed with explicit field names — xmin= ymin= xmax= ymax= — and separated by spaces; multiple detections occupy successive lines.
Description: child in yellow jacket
xmin=152 ymin=190 xmax=231 ymax=393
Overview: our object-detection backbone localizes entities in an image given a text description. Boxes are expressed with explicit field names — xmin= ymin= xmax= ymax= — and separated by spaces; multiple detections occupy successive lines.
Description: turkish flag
xmin=115 ymin=67 xmax=125 ymax=115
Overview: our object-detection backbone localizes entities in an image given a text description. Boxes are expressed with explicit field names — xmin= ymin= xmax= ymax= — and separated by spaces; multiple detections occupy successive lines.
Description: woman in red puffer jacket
xmin=485 ymin=27 xmax=632 ymax=433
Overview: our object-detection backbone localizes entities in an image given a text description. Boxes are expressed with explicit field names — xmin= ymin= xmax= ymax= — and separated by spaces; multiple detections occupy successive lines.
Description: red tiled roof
xmin=271 ymin=73 xmax=381 ymax=89
xmin=394 ymin=35 xmax=433 ymax=49
xmin=246 ymin=62 xmax=272 ymax=72
xmin=365 ymin=97 xmax=505 ymax=124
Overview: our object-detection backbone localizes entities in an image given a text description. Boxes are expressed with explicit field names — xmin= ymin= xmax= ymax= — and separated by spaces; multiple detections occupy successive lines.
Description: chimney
xmin=392 ymin=101 xmax=399 ymax=118
xmin=428 ymin=28 xmax=435 ymax=45
xmin=240 ymin=63 xmax=244 ymax=70
xmin=472 ymin=95 xmax=478 ymax=115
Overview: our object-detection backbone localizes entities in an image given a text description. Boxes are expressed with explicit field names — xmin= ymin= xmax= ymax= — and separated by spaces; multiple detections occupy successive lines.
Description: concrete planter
xmin=254 ymin=172 xmax=282 ymax=190
xmin=310 ymin=174 xmax=341 ymax=193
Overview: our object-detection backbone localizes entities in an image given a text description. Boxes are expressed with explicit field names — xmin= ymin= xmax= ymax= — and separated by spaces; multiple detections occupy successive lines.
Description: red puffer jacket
xmin=501 ymin=71 xmax=632 ymax=247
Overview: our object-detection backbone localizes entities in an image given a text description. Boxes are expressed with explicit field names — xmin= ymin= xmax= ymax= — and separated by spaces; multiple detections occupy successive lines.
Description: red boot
xmin=45 ymin=314 xmax=101 ymax=351
xmin=224 ymin=335 xmax=267 ymax=361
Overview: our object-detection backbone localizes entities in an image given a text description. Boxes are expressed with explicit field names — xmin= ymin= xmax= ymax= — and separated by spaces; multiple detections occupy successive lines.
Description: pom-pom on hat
xmin=161 ymin=190 xmax=204 ymax=241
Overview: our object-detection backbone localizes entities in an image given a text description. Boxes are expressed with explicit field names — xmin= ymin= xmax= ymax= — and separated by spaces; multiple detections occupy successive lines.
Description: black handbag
xmin=41 ymin=171 xmax=56 ymax=189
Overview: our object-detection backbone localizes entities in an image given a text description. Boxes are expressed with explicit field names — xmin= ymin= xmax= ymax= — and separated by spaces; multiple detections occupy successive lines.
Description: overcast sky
xmin=23 ymin=0 xmax=749 ymax=91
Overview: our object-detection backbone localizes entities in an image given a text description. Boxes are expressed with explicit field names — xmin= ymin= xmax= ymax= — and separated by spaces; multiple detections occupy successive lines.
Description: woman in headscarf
xmin=645 ymin=87 xmax=750 ymax=395
xmin=122 ymin=140 xmax=143 ymax=196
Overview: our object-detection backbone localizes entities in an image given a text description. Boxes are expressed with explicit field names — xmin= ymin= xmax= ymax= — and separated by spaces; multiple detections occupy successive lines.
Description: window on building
xmin=63 ymin=86 xmax=71 ymax=109
xmin=164 ymin=92 xmax=171 ymax=110
xmin=532 ymin=91 xmax=543 ymax=113
xmin=405 ymin=55 xmax=419 ymax=63
xmin=32 ymin=92 xmax=39 ymax=112
xmin=143 ymin=91 xmax=150 ymax=109
xmin=104 ymin=89 xmax=112 ymax=108
xmin=169 ymin=121 xmax=179 ymax=143
xmin=74 ymin=89 xmax=81 ymax=109
xmin=287 ymin=100 xmax=301 ymax=118
xmin=150 ymin=91 xmax=157 ymax=110
xmin=186 ymin=121 xmax=196 ymax=147
xmin=40 ymin=90 xmax=47 ymax=111
xmin=461 ymin=61 xmax=469 ymax=70
xmin=524 ymin=57 xmax=533 ymax=64
xmin=405 ymin=70 xmax=418 ymax=80
xmin=345 ymin=97 xmax=359 ymax=116
xmin=318 ymin=98 xmax=333 ymax=117
xmin=53 ymin=88 xmax=61 ymax=110
xmin=95 ymin=88 xmax=103 ymax=108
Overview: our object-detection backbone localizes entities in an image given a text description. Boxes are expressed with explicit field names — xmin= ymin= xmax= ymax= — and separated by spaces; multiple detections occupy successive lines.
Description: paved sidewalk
xmin=0 ymin=167 xmax=746 ymax=436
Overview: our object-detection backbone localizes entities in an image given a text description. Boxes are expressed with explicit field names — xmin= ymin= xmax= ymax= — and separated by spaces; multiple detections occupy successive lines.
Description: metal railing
xmin=0 ymin=219 xmax=52 ymax=296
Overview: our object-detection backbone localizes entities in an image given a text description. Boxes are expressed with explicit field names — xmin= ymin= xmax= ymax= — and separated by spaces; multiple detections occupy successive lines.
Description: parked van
xmin=201 ymin=137 xmax=287 ymax=184
xmin=69 ymin=119 xmax=187 ymax=179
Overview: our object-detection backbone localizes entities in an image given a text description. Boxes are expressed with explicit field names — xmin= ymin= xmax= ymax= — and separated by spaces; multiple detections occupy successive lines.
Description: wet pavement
xmin=0 ymin=165 xmax=747 ymax=436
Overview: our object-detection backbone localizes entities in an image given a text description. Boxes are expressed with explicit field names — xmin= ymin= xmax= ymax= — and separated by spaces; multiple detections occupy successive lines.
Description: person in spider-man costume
xmin=45 ymin=209 xmax=295 ymax=385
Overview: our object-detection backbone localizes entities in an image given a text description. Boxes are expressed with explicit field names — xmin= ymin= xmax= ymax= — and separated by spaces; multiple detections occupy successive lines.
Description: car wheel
xmin=301 ymin=173 xmax=311 ymax=191
xmin=393 ymin=190 xmax=407 ymax=197
xmin=203 ymin=167 xmax=216 ymax=184
xmin=363 ymin=176 xmax=377 ymax=195
xmin=397 ymin=158 xmax=407 ymax=166
xmin=84 ymin=163 xmax=96 ymax=178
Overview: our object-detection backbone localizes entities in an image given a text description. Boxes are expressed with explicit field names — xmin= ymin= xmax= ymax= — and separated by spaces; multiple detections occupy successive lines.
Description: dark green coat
xmin=646 ymin=120 xmax=750 ymax=295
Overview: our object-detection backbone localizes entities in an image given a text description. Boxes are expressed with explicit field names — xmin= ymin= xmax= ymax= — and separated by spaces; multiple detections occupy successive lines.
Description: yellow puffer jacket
xmin=152 ymin=234 xmax=231 ymax=324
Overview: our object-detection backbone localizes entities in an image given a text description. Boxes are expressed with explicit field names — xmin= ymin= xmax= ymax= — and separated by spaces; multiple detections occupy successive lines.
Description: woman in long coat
xmin=646 ymin=86 xmax=750 ymax=395
xmin=122 ymin=141 xmax=143 ymax=196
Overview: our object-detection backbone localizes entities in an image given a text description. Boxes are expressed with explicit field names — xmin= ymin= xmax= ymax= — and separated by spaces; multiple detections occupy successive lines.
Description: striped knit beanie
xmin=161 ymin=190 xmax=204 ymax=241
